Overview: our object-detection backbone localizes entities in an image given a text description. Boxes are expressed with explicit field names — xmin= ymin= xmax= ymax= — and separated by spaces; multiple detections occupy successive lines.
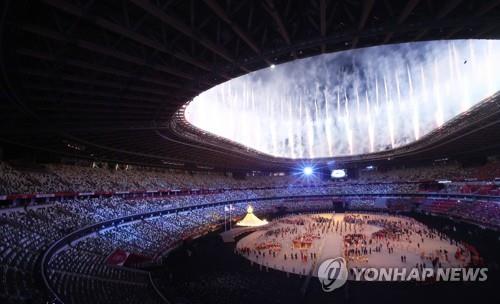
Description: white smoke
xmin=185 ymin=39 xmax=500 ymax=159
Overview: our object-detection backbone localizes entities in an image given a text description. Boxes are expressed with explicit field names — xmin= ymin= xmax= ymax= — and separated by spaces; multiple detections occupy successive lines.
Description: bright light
xmin=303 ymin=166 xmax=314 ymax=176
xmin=331 ymin=169 xmax=346 ymax=178
xmin=185 ymin=40 xmax=500 ymax=159
xmin=237 ymin=205 xmax=268 ymax=227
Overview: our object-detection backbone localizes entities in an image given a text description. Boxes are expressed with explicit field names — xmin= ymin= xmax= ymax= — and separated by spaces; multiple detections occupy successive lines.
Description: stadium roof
xmin=1 ymin=0 xmax=500 ymax=171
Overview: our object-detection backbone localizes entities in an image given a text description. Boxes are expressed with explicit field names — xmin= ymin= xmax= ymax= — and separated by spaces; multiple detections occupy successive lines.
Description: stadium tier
xmin=2 ymin=1 xmax=500 ymax=304
xmin=1 ymin=162 xmax=500 ymax=303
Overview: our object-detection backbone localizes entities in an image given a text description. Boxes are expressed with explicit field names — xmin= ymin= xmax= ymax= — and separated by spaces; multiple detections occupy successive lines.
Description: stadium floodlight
xmin=303 ymin=166 xmax=313 ymax=176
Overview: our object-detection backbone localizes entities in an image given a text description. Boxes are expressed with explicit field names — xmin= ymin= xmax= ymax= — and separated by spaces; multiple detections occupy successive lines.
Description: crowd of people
xmin=418 ymin=199 xmax=500 ymax=229
xmin=237 ymin=212 xmax=473 ymax=281
xmin=342 ymin=214 xmax=472 ymax=270
xmin=1 ymin=161 xmax=500 ymax=196
xmin=0 ymin=160 xmax=499 ymax=303
xmin=0 ymin=190 xmax=336 ymax=304
xmin=0 ymin=162 xmax=327 ymax=195
xmin=360 ymin=164 xmax=476 ymax=182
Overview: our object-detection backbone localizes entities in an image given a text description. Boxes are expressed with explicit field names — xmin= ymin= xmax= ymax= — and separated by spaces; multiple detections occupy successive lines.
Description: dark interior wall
xmin=459 ymin=156 xmax=487 ymax=168
xmin=0 ymin=143 xmax=61 ymax=164
xmin=232 ymin=172 xmax=247 ymax=180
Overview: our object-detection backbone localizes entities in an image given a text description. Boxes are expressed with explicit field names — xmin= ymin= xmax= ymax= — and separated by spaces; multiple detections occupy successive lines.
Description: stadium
xmin=0 ymin=1 xmax=500 ymax=304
